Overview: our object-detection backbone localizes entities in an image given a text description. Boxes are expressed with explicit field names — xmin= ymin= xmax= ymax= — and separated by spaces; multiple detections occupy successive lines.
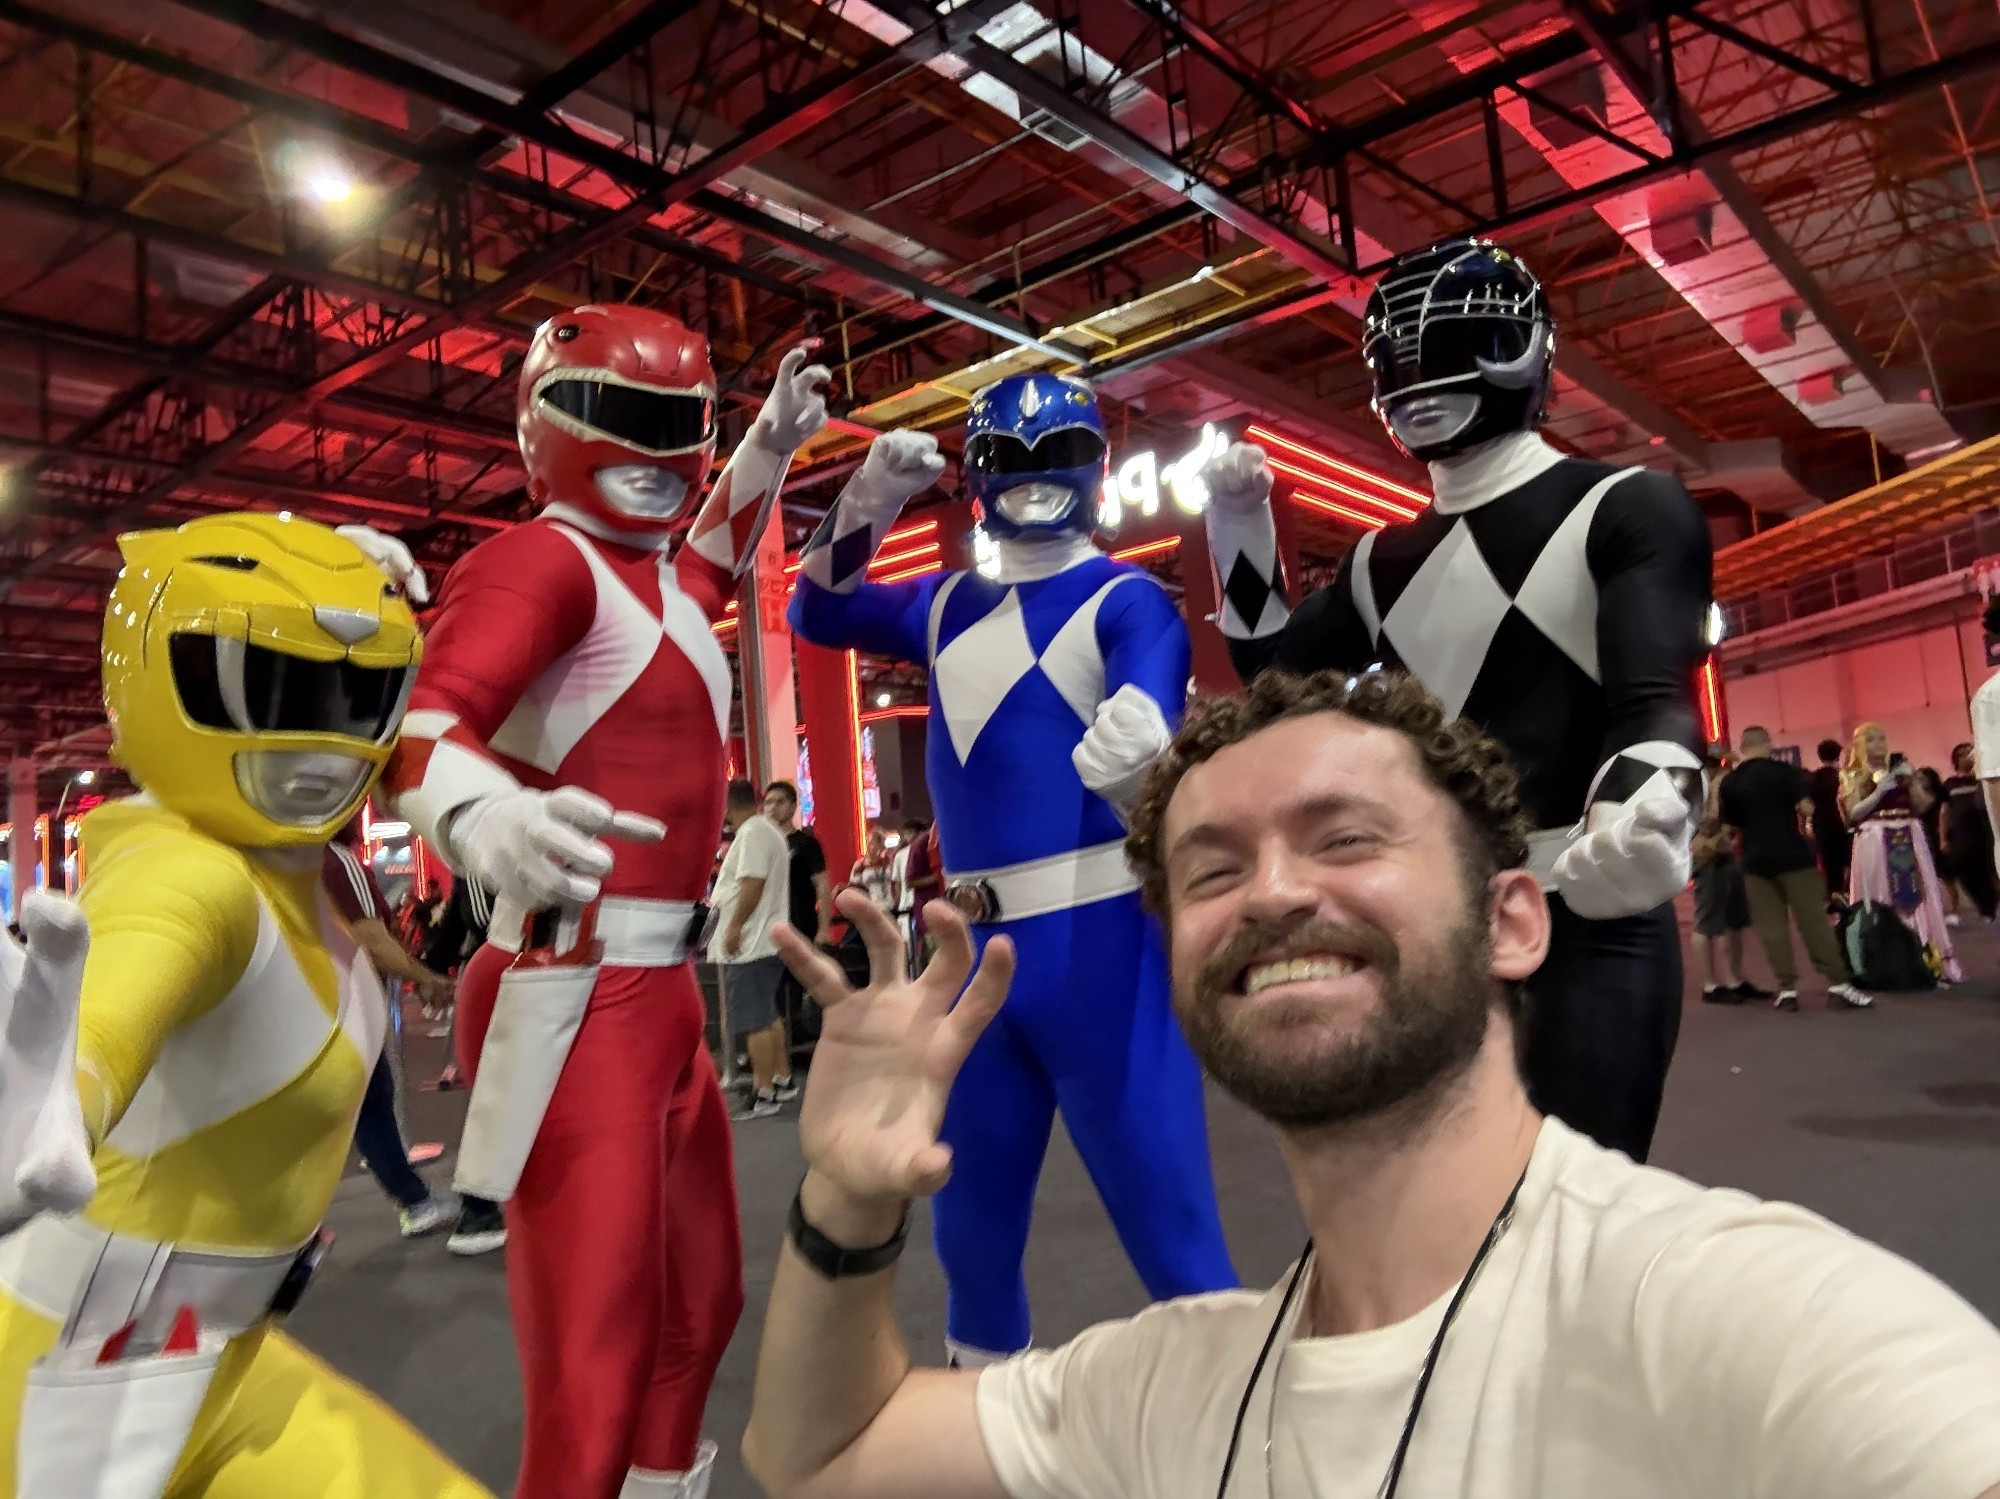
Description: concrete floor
xmin=292 ymin=906 xmax=2000 ymax=1497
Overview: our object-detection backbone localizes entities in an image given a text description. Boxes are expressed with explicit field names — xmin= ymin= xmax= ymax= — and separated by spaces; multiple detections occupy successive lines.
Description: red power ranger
xmin=384 ymin=304 xmax=828 ymax=1499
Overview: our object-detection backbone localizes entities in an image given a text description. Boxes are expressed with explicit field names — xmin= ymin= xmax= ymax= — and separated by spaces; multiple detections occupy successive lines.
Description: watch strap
xmin=788 ymin=1186 xmax=909 ymax=1280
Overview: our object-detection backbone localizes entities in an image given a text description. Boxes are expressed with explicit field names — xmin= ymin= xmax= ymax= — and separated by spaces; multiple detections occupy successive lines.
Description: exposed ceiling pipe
xmin=1399 ymin=0 xmax=1958 ymax=467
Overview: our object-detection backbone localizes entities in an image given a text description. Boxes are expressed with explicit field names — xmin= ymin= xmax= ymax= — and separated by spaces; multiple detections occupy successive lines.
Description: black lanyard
xmin=1212 ymin=1167 xmax=1529 ymax=1499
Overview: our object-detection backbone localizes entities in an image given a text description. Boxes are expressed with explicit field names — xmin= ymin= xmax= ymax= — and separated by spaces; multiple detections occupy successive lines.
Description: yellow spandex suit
xmin=0 ymin=514 xmax=489 ymax=1498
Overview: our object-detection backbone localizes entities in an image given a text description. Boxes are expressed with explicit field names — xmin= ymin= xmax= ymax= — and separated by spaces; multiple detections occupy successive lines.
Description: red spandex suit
xmin=383 ymin=305 xmax=829 ymax=1499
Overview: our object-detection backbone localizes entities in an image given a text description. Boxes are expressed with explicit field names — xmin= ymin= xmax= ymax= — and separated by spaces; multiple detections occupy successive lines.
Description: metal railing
xmin=1720 ymin=507 xmax=2000 ymax=638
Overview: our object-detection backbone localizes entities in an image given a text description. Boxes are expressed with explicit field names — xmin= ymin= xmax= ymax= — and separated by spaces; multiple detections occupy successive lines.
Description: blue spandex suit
xmin=792 ymin=546 xmax=1237 ymax=1356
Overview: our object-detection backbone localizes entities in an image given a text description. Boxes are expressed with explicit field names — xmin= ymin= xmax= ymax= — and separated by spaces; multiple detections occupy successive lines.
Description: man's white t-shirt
xmin=1971 ymin=670 xmax=2000 ymax=780
xmin=711 ymin=814 xmax=791 ymax=963
xmin=977 ymin=1118 xmax=2000 ymax=1499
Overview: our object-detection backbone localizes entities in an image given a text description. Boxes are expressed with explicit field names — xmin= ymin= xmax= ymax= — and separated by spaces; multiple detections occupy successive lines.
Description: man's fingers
xmin=606 ymin=810 xmax=667 ymax=843
xmin=795 ymin=362 xmax=833 ymax=393
xmin=776 ymin=345 xmax=808 ymax=381
xmin=773 ymin=922 xmax=855 ymax=1011
xmin=917 ymin=900 xmax=975 ymax=1014
xmin=844 ymin=890 xmax=909 ymax=989
xmin=545 ymin=785 xmax=617 ymax=831
xmin=942 ymin=934 xmax=1014 ymax=1065
xmin=533 ymin=821 xmax=615 ymax=879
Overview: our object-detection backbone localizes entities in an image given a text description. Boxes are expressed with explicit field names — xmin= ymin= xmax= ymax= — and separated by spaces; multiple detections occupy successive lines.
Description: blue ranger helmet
xmin=963 ymin=373 xmax=1109 ymax=540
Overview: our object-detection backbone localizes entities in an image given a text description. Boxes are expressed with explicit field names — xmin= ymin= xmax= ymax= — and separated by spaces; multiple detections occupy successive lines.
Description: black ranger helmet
xmin=1361 ymin=236 xmax=1556 ymax=461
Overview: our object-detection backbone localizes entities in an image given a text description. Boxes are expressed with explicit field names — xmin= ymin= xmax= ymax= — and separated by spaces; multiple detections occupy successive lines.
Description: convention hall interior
xmin=0 ymin=0 xmax=1997 ymax=1495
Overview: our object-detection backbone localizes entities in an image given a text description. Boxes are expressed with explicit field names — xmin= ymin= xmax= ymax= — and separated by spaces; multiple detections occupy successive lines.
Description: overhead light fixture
xmin=76 ymin=770 xmax=95 ymax=786
xmin=305 ymin=167 xmax=353 ymax=203
xmin=875 ymin=692 xmax=892 ymax=708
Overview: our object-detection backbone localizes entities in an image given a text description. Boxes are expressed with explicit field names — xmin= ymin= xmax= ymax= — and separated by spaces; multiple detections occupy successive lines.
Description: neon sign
xmin=1098 ymin=424 xmax=1228 ymax=530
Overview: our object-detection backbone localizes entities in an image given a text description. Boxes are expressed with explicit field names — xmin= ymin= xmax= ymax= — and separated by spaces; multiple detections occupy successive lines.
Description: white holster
xmin=1 ymin=1215 xmax=304 ymax=1499
xmin=455 ymin=896 xmax=694 ymax=1203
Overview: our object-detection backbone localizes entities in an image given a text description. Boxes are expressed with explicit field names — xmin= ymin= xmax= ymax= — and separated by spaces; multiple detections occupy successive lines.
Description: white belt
xmin=0 ymin=1216 xmax=303 ymax=1347
xmin=946 ymin=840 xmax=1141 ymax=923
xmin=1526 ymin=827 xmax=1575 ymax=891
xmin=488 ymin=895 xmax=695 ymax=967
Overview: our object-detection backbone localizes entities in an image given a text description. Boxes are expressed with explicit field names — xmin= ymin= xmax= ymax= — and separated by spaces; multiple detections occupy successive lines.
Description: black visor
xmin=966 ymin=426 xmax=1107 ymax=475
xmin=538 ymin=378 xmax=714 ymax=452
xmin=171 ymin=634 xmax=409 ymax=742
xmin=1363 ymin=313 xmax=1538 ymax=402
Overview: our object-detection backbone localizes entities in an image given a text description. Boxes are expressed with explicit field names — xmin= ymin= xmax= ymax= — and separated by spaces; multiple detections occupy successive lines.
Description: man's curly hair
xmin=1126 ymin=669 xmax=1533 ymax=919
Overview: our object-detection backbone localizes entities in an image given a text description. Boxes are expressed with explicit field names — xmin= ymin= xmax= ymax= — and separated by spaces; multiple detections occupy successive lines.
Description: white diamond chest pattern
xmin=932 ymin=587 xmax=1040 ymax=764
xmin=1376 ymin=520 xmax=1512 ymax=722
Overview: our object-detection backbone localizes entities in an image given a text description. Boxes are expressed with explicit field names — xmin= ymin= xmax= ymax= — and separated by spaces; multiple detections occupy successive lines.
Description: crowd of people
xmin=1690 ymin=718 xmax=1995 ymax=1009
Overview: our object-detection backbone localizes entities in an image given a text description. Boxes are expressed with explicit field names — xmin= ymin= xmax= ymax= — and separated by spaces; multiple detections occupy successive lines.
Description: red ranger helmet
xmin=516 ymin=304 xmax=718 ymax=534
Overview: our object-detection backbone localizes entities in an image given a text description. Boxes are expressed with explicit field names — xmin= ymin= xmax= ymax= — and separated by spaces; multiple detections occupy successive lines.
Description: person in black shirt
xmin=1941 ymin=742 xmax=1998 ymax=923
xmin=763 ymin=780 xmax=830 ymax=939
xmin=1719 ymin=727 xmax=1870 ymax=1012
xmin=1807 ymin=739 xmax=1851 ymax=906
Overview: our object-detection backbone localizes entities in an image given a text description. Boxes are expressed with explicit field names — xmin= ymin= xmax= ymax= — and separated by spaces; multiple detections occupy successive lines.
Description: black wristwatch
xmin=787 ymin=1185 xmax=909 ymax=1280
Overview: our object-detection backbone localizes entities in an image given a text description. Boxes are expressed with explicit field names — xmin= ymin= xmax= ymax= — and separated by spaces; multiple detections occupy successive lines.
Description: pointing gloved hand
xmin=752 ymin=344 xmax=834 ymax=455
xmin=1200 ymin=441 xmax=1274 ymax=517
xmin=0 ymin=894 xmax=96 ymax=1237
xmin=335 ymin=525 xmax=430 ymax=605
xmin=1551 ymin=795 xmax=1698 ymax=921
xmin=446 ymin=786 xmax=665 ymax=911
xmin=1072 ymin=685 xmax=1174 ymax=813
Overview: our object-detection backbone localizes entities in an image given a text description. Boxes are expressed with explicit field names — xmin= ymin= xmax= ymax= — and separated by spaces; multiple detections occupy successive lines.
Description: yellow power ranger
xmin=0 ymin=513 xmax=489 ymax=1499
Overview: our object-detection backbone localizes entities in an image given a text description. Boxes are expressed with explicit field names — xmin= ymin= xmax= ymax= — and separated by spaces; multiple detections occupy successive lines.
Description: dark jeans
xmin=354 ymin=1054 xmax=430 ymax=1209
xmin=1518 ymin=896 xmax=1682 ymax=1164
xmin=1950 ymin=837 xmax=1999 ymax=920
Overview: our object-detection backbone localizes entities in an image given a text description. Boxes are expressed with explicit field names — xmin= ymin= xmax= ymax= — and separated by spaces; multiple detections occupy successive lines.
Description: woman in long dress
xmin=1841 ymin=722 xmax=1962 ymax=982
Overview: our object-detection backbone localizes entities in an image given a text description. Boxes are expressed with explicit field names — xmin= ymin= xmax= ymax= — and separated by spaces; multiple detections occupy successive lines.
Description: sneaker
xmin=1829 ymin=983 xmax=1874 ymax=1009
xmin=1701 ymin=985 xmax=1747 ymax=1005
xmin=732 ymin=1091 xmax=782 ymax=1121
xmin=398 ymin=1192 xmax=459 ymax=1239
xmin=1731 ymin=981 xmax=1776 ymax=1001
xmin=1774 ymin=990 xmax=1800 ymax=1012
xmin=447 ymin=1201 xmax=507 ymax=1256
xmin=771 ymin=1074 xmax=801 ymax=1102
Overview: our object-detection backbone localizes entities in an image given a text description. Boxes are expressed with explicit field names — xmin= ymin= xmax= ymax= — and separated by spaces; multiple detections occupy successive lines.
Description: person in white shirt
xmin=713 ymin=777 xmax=795 ymax=1120
xmin=744 ymin=667 xmax=2000 ymax=1499
xmin=1969 ymin=595 xmax=2000 ymax=883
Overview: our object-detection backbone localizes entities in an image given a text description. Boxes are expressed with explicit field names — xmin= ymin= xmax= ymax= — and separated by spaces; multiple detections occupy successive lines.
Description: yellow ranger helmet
xmin=102 ymin=512 xmax=423 ymax=848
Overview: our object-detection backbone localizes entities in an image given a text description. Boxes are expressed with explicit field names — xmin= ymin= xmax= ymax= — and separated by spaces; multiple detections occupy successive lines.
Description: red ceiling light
xmin=1244 ymin=423 xmax=1430 ymax=507
xmin=1110 ymin=536 xmax=1181 ymax=563
xmin=1292 ymin=490 xmax=1391 ymax=531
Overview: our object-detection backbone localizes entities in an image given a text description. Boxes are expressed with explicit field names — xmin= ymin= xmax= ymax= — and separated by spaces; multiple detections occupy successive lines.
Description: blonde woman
xmin=1841 ymin=722 xmax=1961 ymax=981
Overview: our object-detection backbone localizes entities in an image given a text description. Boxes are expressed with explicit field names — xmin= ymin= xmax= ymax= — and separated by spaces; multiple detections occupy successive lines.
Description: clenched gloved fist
xmin=752 ymin=344 xmax=834 ymax=455
xmin=447 ymin=785 xmax=665 ymax=911
xmin=336 ymin=525 xmax=430 ymax=605
xmin=1200 ymin=441 xmax=1274 ymax=518
xmin=0 ymin=894 xmax=95 ymax=1237
xmin=1551 ymin=795 xmax=1697 ymax=921
xmin=1072 ymin=684 xmax=1174 ymax=814
xmin=850 ymin=429 xmax=946 ymax=514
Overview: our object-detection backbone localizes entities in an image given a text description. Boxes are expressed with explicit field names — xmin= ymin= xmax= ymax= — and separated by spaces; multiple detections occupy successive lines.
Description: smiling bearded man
xmin=740 ymin=667 xmax=2000 ymax=1499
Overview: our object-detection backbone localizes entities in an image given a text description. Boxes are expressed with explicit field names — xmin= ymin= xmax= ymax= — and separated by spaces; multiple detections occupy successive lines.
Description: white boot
xmin=620 ymin=1440 xmax=716 ymax=1499
xmin=944 ymin=1339 xmax=1017 ymax=1370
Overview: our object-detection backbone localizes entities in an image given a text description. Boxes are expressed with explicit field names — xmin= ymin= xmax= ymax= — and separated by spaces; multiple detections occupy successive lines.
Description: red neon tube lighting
xmin=875 ymin=559 xmax=946 ymax=584
xmin=1245 ymin=423 xmax=1430 ymax=506
xmin=1698 ymin=656 xmax=1725 ymax=745
xmin=1110 ymin=536 xmax=1181 ymax=562
xmin=1265 ymin=457 xmax=1420 ymax=520
xmin=1292 ymin=491 xmax=1390 ymax=531
xmin=783 ymin=518 xmax=938 ymax=577
xmin=845 ymin=650 xmax=868 ymax=851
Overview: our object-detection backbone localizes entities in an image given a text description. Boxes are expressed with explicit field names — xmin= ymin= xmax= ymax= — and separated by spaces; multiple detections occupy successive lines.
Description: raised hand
xmin=753 ymin=344 xmax=834 ymax=455
xmin=0 ymin=893 xmax=96 ymax=1236
xmin=851 ymin=429 xmax=946 ymax=510
xmin=773 ymin=889 xmax=1013 ymax=1208
xmin=447 ymin=785 xmax=666 ymax=910
xmin=1201 ymin=440 xmax=1274 ymax=516
xmin=335 ymin=524 xmax=431 ymax=605
xmin=1072 ymin=683 xmax=1173 ymax=812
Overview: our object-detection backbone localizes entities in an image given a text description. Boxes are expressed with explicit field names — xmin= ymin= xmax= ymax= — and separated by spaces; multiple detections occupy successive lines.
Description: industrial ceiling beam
xmin=1558 ymin=0 xmax=1891 ymax=400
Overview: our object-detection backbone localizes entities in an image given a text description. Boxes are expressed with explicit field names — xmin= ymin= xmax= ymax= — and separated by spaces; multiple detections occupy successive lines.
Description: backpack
xmin=1837 ymin=901 xmax=1937 ymax=991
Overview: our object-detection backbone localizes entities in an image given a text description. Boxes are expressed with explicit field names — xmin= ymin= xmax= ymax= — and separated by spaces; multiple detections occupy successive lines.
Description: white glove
xmin=446 ymin=786 xmax=666 ymax=911
xmin=1551 ymin=795 xmax=1697 ymax=921
xmin=1072 ymin=685 xmax=1174 ymax=813
xmin=336 ymin=524 xmax=430 ymax=605
xmin=850 ymin=429 xmax=946 ymax=514
xmin=0 ymin=894 xmax=95 ymax=1237
xmin=751 ymin=344 xmax=833 ymax=455
xmin=1201 ymin=441 xmax=1274 ymax=518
